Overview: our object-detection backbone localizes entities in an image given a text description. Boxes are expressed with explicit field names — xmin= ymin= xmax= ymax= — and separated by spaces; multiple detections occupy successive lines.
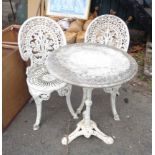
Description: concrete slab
xmin=3 ymin=83 xmax=151 ymax=155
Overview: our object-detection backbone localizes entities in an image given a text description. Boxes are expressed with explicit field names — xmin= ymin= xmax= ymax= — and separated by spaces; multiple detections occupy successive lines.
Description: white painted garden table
xmin=47 ymin=43 xmax=138 ymax=145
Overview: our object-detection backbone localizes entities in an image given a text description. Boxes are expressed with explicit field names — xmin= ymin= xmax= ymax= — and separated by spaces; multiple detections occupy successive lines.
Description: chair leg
xmin=66 ymin=93 xmax=78 ymax=119
xmin=28 ymin=84 xmax=51 ymax=130
xmin=57 ymin=84 xmax=78 ymax=119
xmin=103 ymin=85 xmax=121 ymax=121
xmin=33 ymin=96 xmax=43 ymax=130
xmin=110 ymin=92 xmax=120 ymax=121
xmin=76 ymin=88 xmax=87 ymax=114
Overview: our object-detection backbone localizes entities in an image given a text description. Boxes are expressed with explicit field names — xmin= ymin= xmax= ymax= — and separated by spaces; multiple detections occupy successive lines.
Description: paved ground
xmin=3 ymin=81 xmax=152 ymax=155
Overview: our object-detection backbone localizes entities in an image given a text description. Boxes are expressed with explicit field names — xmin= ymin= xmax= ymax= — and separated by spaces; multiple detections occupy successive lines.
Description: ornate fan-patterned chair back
xmin=85 ymin=15 xmax=130 ymax=52
xmin=18 ymin=16 xmax=66 ymax=66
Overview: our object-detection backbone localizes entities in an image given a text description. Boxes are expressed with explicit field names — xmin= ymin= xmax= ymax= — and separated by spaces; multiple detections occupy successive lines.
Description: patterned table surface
xmin=47 ymin=43 xmax=138 ymax=88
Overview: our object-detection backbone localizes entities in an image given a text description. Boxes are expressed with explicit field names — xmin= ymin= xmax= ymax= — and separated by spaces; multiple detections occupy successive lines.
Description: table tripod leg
xmin=61 ymin=125 xmax=83 ymax=145
xmin=92 ymin=124 xmax=114 ymax=144
xmin=62 ymin=88 xmax=114 ymax=145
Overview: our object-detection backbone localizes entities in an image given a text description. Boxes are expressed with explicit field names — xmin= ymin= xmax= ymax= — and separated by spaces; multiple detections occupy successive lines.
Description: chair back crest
xmin=85 ymin=15 xmax=130 ymax=52
xmin=18 ymin=16 xmax=66 ymax=66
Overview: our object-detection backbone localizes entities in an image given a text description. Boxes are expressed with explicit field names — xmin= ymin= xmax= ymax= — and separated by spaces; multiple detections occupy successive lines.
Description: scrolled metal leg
xmin=28 ymin=85 xmax=51 ymax=130
xmin=111 ymin=92 xmax=120 ymax=121
xmin=66 ymin=92 xmax=78 ymax=119
xmin=33 ymin=96 xmax=43 ymax=130
xmin=103 ymin=85 xmax=121 ymax=121
xmin=58 ymin=84 xmax=78 ymax=119
xmin=76 ymin=88 xmax=87 ymax=114
xmin=32 ymin=93 xmax=50 ymax=130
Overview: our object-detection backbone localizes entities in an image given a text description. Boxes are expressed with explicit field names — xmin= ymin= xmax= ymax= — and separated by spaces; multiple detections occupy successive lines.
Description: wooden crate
xmin=2 ymin=25 xmax=31 ymax=130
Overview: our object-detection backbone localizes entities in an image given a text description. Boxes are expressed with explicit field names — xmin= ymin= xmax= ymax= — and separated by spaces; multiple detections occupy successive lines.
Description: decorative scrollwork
xmin=39 ymin=93 xmax=51 ymax=101
xmin=57 ymin=84 xmax=72 ymax=96
xmin=103 ymin=85 xmax=121 ymax=95
xmin=18 ymin=16 xmax=66 ymax=65
xmin=85 ymin=15 xmax=130 ymax=52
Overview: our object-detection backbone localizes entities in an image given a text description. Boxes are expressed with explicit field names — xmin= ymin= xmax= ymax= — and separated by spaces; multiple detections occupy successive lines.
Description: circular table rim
xmin=46 ymin=43 xmax=138 ymax=88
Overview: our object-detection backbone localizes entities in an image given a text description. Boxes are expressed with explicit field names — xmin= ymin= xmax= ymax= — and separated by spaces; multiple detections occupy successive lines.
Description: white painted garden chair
xmin=76 ymin=15 xmax=130 ymax=120
xmin=18 ymin=16 xmax=78 ymax=130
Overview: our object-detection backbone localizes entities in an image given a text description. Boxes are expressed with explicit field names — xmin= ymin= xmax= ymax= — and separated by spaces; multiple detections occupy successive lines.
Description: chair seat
xmin=27 ymin=65 xmax=66 ymax=91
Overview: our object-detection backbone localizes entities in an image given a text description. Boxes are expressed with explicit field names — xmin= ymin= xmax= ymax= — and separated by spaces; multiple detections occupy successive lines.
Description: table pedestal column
xmin=61 ymin=88 xmax=114 ymax=145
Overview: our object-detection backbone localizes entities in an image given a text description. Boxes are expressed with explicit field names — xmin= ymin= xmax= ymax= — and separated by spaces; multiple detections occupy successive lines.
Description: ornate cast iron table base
xmin=61 ymin=88 xmax=114 ymax=145
xmin=75 ymin=85 xmax=121 ymax=121
xmin=47 ymin=43 xmax=138 ymax=145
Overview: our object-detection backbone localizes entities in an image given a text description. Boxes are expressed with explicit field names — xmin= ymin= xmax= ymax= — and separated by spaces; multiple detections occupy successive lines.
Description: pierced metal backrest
xmin=85 ymin=15 xmax=130 ymax=52
xmin=18 ymin=16 xmax=66 ymax=66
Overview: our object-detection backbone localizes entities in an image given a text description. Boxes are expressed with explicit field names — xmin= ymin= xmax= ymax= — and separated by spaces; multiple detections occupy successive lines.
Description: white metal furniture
xmin=18 ymin=16 xmax=78 ymax=131
xmin=76 ymin=14 xmax=130 ymax=121
xmin=47 ymin=43 xmax=138 ymax=145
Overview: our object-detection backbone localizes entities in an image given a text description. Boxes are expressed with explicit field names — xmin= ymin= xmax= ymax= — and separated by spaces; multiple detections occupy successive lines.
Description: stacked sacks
xmin=50 ymin=6 xmax=99 ymax=43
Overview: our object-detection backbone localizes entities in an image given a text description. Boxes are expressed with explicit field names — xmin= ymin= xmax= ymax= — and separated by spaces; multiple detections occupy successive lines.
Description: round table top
xmin=47 ymin=43 xmax=138 ymax=88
